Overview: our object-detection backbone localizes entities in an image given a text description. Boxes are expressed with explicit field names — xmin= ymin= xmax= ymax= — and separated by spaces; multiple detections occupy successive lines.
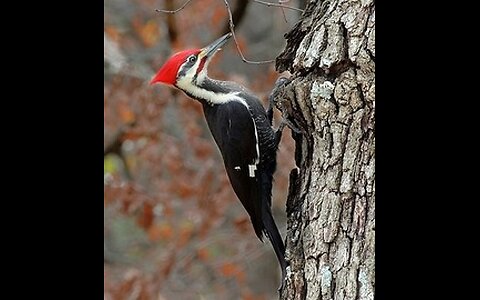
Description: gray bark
xmin=274 ymin=0 xmax=375 ymax=299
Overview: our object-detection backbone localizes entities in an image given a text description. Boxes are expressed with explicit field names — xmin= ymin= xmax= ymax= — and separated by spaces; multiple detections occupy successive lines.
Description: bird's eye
xmin=188 ymin=55 xmax=197 ymax=63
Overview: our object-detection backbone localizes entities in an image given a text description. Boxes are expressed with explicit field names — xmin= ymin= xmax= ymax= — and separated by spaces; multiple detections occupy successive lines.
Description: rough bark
xmin=274 ymin=0 xmax=375 ymax=299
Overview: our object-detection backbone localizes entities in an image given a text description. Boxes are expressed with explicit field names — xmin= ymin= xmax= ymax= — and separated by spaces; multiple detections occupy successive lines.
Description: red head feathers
xmin=150 ymin=49 xmax=200 ymax=86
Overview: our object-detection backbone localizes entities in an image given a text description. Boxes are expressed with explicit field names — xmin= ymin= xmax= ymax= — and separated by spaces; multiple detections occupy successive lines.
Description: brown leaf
xmin=177 ymin=225 xmax=193 ymax=248
xmin=117 ymin=103 xmax=136 ymax=124
xmin=242 ymin=292 xmax=266 ymax=300
xmin=165 ymin=157 xmax=183 ymax=174
xmin=148 ymin=224 xmax=173 ymax=241
xmin=137 ymin=202 xmax=154 ymax=229
xmin=174 ymin=180 xmax=195 ymax=199
xmin=211 ymin=6 xmax=226 ymax=26
xmin=198 ymin=217 xmax=213 ymax=239
xmin=197 ymin=247 xmax=209 ymax=262
xmin=233 ymin=216 xmax=251 ymax=235
xmin=219 ymin=262 xmax=245 ymax=284
xmin=220 ymin=262 xmax=237 ymax=277
xmin=160 ymin=252 xmax=176 ymax=279
xmin=132 ymin=18 xmax=160 ymax=48
xmin=105 ymin=25 xmax=120 ymax=42
xmin=193 ymin=139 xmax=213 ymax=159
xmin=162 ymin=201 xmax=173 ymax=217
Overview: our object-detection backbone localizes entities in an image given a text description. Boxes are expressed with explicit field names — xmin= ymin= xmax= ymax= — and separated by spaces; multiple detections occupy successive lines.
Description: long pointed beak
xmin=202 ymin=33 xmax=232 ymax=58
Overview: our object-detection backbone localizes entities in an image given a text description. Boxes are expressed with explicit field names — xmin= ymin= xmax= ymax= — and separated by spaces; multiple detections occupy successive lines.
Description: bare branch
xmin=155 ymin=0 xmax=194 ymax=13
xmin=165 ymin=0 xmax=179 ymax=42
xmin=251 ymin=0 xmax=304 ymax=12
xmin=222 ymin=0 xmax=275 ymax=64
xmin=155 ymin=0 xmax=302 ymax=64
xmin=221 ymin=0 xmax=249 ymax=36
xmin=279 ymin=0 xmax=290 ymax=23
xmin=280 ymin=2 xmax=288 ymax=23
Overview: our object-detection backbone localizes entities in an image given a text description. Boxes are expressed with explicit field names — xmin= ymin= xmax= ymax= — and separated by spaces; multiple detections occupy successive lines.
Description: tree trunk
xmin=274 ymin=0 xmax=375 ymax=299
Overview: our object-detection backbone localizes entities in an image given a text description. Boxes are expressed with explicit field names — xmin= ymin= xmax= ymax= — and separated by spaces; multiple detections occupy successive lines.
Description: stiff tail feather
xmin=263 ymin=205 xmax=287 ymax=291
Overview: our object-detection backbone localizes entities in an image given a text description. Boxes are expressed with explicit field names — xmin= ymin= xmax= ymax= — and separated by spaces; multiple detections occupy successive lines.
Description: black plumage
xmin=150 ymin=33 xmax=288 ymax=290
xmin=196 ymin=78 xmax=287 ymax=288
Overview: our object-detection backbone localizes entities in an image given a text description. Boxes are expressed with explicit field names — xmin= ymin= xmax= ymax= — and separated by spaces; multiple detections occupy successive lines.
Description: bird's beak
xmin=201 ymin=32 xmax=232 ymax=59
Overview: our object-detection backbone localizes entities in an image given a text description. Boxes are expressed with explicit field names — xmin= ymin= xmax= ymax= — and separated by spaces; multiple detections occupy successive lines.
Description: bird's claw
xmin=280 ymin=118 xmax=301 ymax=134
xmin=267 ymin=76 xmax=293 ymax=125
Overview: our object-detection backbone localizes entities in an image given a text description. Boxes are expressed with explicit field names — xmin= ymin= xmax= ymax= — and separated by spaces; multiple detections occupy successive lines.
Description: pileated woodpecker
xmin=150 ymin=33 xmax=287 ymax=289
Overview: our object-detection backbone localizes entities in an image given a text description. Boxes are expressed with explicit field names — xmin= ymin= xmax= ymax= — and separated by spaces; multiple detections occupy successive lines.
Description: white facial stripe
xmin=178 ymin=60 xmax=188 ymax=75
xmin=177 ymin=56 xmax=202 ymax=81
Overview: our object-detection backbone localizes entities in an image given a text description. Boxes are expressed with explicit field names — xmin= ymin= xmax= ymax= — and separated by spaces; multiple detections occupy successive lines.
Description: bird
xmin=150 ymin=33 xmax=287 ymax=290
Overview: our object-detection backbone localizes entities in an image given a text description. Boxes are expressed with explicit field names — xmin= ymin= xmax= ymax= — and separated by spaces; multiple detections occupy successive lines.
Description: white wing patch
xmin=251 ymin=117 xmax=260 ymax=168
xmin=176 ymin=76 xmax=261 ymax=178
xmin=214 ymin=97 xmax=260 ymax=178
xmin=248 ymin=164 xmax=257 ymax=177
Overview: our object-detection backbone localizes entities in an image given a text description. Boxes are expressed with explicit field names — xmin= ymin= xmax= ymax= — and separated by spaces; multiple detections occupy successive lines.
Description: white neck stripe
xmin=176 ymin=76 xmax=261 ymax=168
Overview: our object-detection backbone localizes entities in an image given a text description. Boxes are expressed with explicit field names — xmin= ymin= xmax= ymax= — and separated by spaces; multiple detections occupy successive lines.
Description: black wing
xmin=203 ymin=101 xmax=265 ymax=240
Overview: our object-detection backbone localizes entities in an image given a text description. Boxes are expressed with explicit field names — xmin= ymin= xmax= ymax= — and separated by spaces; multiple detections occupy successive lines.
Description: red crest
xmin=150 ymin=49 xmax=201 ymax=85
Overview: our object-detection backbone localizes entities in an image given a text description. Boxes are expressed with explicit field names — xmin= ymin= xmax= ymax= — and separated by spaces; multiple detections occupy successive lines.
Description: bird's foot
xmin=267 ymin=76 xmax=293 ymax=124
xmin=274 ymin=116 xmax=301 ymax=147
xmin=278 ymin=117 xmax=301 ymax=134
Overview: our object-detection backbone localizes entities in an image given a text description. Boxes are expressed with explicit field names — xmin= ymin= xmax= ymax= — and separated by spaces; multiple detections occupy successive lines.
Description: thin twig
xmin=279 ymin=0 xmax=291 ymax=22
xmin=155 ymin=0 xmax=300 ymax=64
xmin=155 ymin=0 xmax=194 ymax=13
xmin=251 ymin=0 xmax=304 ymax=12
xmin=222 ymin=0 xmax=275 ymax=64
xmin=221 ymin=0 xmax=249 ymax=35
xmin=280 ymin=2 xmax=288 ymax=23
xmin=165 ymin=0 xmax=179 ymax=42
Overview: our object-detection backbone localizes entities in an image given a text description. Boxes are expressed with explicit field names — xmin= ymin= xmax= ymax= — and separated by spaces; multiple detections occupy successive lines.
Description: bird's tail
xmin=262 ymin=204 xmax=287 ymax=291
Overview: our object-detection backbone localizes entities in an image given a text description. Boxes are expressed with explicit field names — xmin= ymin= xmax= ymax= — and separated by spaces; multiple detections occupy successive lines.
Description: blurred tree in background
xmin=104 ymin=1 xmax=303 ymax=299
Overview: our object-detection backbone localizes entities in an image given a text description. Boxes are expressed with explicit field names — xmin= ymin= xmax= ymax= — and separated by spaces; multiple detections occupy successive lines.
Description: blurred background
xmin=104 ymin=1 xmax=303 ymax=299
